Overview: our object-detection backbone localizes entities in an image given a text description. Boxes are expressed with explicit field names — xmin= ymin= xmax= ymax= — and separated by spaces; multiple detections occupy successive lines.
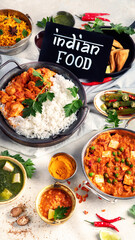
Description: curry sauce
xmin=84 ymin=131 xmax=135 ymax=197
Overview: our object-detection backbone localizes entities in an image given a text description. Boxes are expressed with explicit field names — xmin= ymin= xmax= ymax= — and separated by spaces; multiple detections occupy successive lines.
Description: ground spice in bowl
xmin=48 ymin=152 xmax=77 ymax=181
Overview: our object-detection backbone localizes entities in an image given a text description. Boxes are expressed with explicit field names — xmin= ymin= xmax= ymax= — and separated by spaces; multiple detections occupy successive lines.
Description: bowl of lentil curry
xmin=36 ymin=182 xmax=76 ymax=225
xmin=82 ymin=128 xmax=135 ymax=201
xmin=0 ymin=9 xmax=32 ymax=55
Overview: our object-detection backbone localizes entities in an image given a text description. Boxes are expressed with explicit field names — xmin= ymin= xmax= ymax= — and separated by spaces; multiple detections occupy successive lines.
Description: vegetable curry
xmin=84 ymin=131 xmax=135 ymax=197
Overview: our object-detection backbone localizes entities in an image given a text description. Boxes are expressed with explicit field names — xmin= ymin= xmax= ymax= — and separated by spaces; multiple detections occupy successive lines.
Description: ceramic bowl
xmin=36 ymin=182 xmax=76 ymax=225
xmin=0 ymin=156 xmax=27 ymax=205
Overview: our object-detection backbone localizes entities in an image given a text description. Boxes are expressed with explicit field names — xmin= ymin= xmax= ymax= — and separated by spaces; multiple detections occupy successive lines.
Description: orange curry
xmin=0 ymin=67 xmax=55 ymax=119
xmin=84 ymin=131 xmax=135 ymax=197
xmin=39 ymin=188 xmax=72 ymax=219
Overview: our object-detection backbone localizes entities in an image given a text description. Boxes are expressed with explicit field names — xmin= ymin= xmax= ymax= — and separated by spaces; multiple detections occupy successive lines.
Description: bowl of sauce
xmin=34 ymin=30 xmax=45 ymax=51
xmin=48 ymin=152 xmax=77 ymax=182
xmin=36 ymin=182 xmax=76 ymax=225
xmin=0 ymin=156 xmax=27 ymax=204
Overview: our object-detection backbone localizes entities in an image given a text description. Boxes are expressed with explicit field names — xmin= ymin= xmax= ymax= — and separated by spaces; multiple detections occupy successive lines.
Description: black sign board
xmin=39 ymin=22 xmax=113 ymax=82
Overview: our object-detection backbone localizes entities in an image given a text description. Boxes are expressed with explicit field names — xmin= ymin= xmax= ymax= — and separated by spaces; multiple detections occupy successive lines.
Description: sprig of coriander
xmin=104 ymin=110 xmax=121 ymax=129
xmin=0 ymin=29 xmax=3 ymax=35
xmin=54 ymin=206 xmax=70 ymax=220
xmin=22 ymin=70 xmax=54 ymax=118
xmin=36 ymin=16 xmax=54 ymax=28
xmin=83 ymin=18 xmax=135 ymax=35
xmin=67 ymin=86 xmax=79 ymax=97
xmin=64 ymin=99 xmax=83 ymax=117
xmin=0 ymin=150 xmax=36 ymax=178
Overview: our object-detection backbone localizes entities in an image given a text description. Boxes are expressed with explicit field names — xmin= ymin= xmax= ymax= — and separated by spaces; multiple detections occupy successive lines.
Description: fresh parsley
xmin=0 ymin=150 xmax=36 ymax=178
xmin=54 ymin=206 xmax=70 ymax=220
xmin=36 ymin=16 xmax=54 ymax=28
xmin=83 ymin=18 xmax=135 ymax=35
xmin=68 ymin=86 xmax=79 ymax=97
xmin=64 ymin=99 xmax=83 ymax=117
xmin=33 ymin=69 xmax=51 ymax=87
xmin=0 ymin=29 xmax=3 ymax=35
xmin=13 ymin=17 xmax=21 ymax=23
xmin=104 ymin=109 xmax=120 ymax=129
xmin=22 ymin=29 xmax=28 ymax=37
xmin=129 ymin=205 xmax=135 ymax=218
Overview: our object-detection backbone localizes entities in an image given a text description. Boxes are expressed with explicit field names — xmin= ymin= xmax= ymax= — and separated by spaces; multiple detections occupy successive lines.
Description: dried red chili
xmin=109 ymin=99 xmax=117 ymax=102
xmin=96 ymin=213 xmax=124 ymax=223
xmin=85 ymin=220 xmax=119 ymax=232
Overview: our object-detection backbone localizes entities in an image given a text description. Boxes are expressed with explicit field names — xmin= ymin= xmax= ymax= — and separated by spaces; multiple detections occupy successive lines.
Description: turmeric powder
xmin=48 ymin=153 xmax=76 ymax=180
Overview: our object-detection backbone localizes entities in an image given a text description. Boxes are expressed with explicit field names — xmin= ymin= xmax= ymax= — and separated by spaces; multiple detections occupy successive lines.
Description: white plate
xmin=94 ymin=89 xmax=135 ymax=120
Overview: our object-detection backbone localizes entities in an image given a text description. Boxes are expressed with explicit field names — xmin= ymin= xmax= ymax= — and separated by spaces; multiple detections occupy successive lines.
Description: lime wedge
xmin=100 ymin=230 xmax=121 ymax=240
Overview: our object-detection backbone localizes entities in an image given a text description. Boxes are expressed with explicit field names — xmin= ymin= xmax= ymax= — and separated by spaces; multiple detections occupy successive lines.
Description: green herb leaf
xmin=33 ymin=101 xmax=42 ymax=114
xmin=46 ymin=92 xmax=55 ymax=101
xmin=110 ymin=23 xmax=135 ymax=35
xmin=22 ymin=29 xmax=28 ymax=37
xmin=0 ymin=150 xmax=36 ymax=178
xmin=129 ymin=205 xmax=135 ymax=218
xmin=64 ymin=99 xmax=83 ymax=117
xmin=35 ymin=80 xmax=44 ymax=87
xmin=0 ymin=29 xmax=3 ymax=35
xmin=83 ymin=19 xmax=135 ymax=35
xmin=33 ymin=70 xmax=44 ymax=81
xmin=22 ymin=98 xmax=34 ymax=107
xmin=36 ymin=16 xmax=54 ymax=28
xmin=13 ymin=17 xmax=21 ymax=23
xmin=16 ymin=38 xmax=21 ymax=43
xmin=104 ymin=110 xmax=121 ymax=129
xmin=54 ymin=206 xmax=70 ymax=220
xmin=68 ymin=87 xmax=79 ymax=97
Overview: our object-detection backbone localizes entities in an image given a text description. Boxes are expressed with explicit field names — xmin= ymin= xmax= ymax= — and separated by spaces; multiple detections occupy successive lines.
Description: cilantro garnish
xmin=67 ymin=86 xmax=79 ymax=97
xmin=22 ymin=29 xmax=28 ymax=37
xmin=22 ymin=70 xmax=54 ymax=118
xmin=0 ymin=150 xmax=36 ymax=178
xmin=129 ymin=205 xmax=135 ymax=218
xmin=13 ymin=17 xmax=21 ymax=23
xmin=54 ymin=206 xmax=70 ymax=220
xmin=16 ymin=38 xmax=21 ymax=43
xmin=0 ymin=29 xmax=3 ymax=35
xmin=104 ymin=110 xmax=121 ymax=129
xmin=64 ymin=99 xmax=83 ymax=117
xmin=83 ymin=18 xmax=135 ymax=35
xmin=36 ymin=16 xmax=54 ymax=28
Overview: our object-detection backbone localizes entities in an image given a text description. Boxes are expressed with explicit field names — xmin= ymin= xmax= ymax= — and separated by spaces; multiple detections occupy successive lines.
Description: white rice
xmin=7 ymin=74 xmax=79 ymax=139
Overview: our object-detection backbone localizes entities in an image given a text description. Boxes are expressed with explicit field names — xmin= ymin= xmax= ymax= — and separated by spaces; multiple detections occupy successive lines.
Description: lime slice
xmin=100 ymin=230 xmax=121 ymax=240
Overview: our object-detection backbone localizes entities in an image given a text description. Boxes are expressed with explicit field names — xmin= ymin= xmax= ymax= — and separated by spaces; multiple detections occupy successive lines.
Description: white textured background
xmin=0 ymin=1 xmax=135 ymax=240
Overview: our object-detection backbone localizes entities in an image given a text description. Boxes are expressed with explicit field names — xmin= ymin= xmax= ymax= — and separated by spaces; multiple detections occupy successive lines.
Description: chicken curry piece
xmin=0 ymin=67 xmax=55 ymax=118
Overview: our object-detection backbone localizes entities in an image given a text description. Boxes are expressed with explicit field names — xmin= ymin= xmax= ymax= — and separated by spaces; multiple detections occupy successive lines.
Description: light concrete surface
xmin=0 ymin=1 xmax=135 ymax=239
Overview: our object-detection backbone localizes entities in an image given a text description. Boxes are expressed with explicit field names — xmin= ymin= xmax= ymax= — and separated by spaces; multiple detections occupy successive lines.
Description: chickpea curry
xmin=84 ymin=131 xmax=135 ymax=197
xmin=0 ymin=67 xmax=55 ymax=119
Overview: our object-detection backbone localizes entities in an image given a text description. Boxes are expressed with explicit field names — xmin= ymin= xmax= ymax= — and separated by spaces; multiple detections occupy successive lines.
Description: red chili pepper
xmin=96 ymin=213 xmax=124 ymax=223
xmin=109 ymin=99 xmax=117 ymax=102
xmin=85 ymin=220 xmax=119 ymax=232
xmin=129 ymin=94 xmax=135 ymax=100
xmin=81 ymin=77 xmax=113 ymax=86
xmin=81 ymin=15 xmax=110 ymax=22
xmin=84 ymin=13 xmax=110 ymax=17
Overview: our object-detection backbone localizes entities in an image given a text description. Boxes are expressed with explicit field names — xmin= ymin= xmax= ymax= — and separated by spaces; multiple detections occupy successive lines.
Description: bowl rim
xmin=48 ymin=152 xmax=77 ymax=182
xmin=82 ymin=128 xmax=135 ymax=200
xmin=0 ymin=155 xmax=27 ymax=204
xmin=35 ymin=182 xmax=76 ymax=224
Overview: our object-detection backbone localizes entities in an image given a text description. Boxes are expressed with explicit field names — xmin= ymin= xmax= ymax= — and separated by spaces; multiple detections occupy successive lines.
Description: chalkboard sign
xmin=39 ymin=22 xmax=113 ymax=82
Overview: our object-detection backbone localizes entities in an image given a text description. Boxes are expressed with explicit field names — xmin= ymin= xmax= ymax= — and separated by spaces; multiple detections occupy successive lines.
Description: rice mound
xmin=9 ymin=74 xmax=78 ymax=139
